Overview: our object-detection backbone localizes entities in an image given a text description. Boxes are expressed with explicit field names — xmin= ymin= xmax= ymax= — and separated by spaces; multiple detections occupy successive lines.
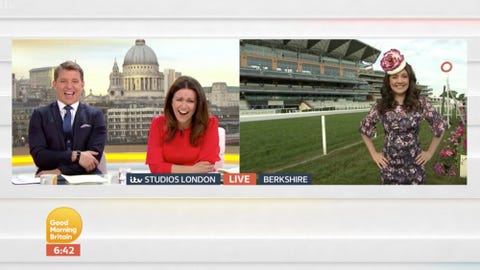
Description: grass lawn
xmin=240 ymin=112 xmax=466 ymax=185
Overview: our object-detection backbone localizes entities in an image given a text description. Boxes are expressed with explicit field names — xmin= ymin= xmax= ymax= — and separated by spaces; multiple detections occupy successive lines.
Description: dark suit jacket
xmin=28 ymin=101 xmax=106 ymax=175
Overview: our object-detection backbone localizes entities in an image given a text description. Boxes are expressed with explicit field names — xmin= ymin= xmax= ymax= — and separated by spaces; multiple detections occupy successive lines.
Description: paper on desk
xmin=217 ymin=166 xmax=240 ymax=174
xmin=11 ymin=174 xmax=40 ymax=185
xmin=62 ymin=174 xmax=110 ymax=185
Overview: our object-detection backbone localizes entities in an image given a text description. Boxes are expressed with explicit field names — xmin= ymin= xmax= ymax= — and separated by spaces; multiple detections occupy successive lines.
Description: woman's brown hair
xmin=163 ymin=76 xmax=210 ymax=146
xmin=378 ymin=63 xmax=421 ymax=115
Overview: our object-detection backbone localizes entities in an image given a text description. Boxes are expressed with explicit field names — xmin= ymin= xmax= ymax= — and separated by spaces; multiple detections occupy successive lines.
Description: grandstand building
xmin=240 ymin=39 xmax=382 ymax=111
xmin=240 ymin=39 xmax=434 ymax=112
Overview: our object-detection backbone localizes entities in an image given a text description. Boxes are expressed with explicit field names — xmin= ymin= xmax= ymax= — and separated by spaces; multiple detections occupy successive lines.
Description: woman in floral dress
xmin=359 ymin=49 xmax=447 ymax=184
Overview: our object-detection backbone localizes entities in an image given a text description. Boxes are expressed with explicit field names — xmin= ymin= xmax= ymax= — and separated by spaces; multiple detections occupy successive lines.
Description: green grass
xmin=240 ymin=112 xmax=466 ymax=185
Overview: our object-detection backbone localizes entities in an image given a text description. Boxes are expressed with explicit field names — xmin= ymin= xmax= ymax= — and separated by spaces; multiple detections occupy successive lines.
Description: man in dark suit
xmin=28 ymin=61 xmax=106 ymax=176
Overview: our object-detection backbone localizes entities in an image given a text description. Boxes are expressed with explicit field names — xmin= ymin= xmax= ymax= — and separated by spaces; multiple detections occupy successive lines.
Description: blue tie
xmin=63 ymin=105 xmax=73 ymax=137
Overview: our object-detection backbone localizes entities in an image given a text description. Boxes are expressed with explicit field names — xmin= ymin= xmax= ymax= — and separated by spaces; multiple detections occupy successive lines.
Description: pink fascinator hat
xmin=380 ymin=49 xmax=406 ymax=75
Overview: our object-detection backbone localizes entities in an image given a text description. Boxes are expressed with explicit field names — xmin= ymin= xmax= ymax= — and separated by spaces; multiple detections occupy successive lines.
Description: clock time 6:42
xmin=46 ymin=244 xmax=80 ymax=256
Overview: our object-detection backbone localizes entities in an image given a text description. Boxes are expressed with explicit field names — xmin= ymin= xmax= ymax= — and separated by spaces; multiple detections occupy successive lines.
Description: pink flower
xmin=456 ymin=126 xmax=464 ymax=136
xmin=447 ymin=168 xmax=457 ymax=176
xmin=433 ymin=110 xmax=467 ymax=177
xmin=434 ymin=163 xmax=445 ymax=174
xmin=440 ymin=148 xmax=455 ymax=157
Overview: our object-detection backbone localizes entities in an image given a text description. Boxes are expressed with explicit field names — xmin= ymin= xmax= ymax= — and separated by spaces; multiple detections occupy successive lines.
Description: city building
xmin=108 ymin=39 xmax=164 ymax=98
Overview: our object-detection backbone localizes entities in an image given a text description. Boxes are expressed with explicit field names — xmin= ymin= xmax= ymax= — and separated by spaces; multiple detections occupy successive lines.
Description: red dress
xmin=146 ymin=115 xmax=220 ymax=173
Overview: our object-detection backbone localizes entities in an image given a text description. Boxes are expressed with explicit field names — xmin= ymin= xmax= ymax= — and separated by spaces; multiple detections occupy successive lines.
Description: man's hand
xmin=78 ymin=151 xmax=99 ymax=172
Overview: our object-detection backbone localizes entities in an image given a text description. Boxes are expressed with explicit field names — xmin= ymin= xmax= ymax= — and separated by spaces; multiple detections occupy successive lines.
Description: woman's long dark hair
xmin=378 ymin=63 xmax=421 ymax=114
xmin=163 ymin=76 xmax=210 ymax=146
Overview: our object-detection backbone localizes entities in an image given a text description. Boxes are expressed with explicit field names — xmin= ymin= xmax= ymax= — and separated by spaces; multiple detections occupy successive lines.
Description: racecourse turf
xmin=240 ymin=112 xmax=466 ymax=185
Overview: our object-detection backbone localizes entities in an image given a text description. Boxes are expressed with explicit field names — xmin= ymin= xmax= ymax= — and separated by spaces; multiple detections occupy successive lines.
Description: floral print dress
xmin=359 ymin=96 xmax=447 ymax=184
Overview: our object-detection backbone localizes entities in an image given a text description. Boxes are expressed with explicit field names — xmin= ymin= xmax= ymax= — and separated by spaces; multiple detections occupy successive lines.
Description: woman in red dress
xmin=146 ymin=76 xmax=220 ymax=173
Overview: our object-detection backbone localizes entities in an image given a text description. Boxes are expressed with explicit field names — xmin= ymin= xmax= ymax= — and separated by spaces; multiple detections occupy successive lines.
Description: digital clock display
xmin=46 ymin=244 xmax=80 ymax=256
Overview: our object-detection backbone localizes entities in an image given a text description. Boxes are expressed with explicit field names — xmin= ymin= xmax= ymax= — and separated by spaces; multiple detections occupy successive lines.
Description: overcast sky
xmin=12 ymin=38 xmax=240 ymax=95
xmin=12 ymin=38 xmax=466 ymax=98
xmin=360 ymin=38 xmax=467 ymax=97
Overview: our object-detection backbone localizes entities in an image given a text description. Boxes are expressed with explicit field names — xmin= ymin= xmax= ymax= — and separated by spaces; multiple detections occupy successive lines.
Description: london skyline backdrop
xmin=12 ymin=38 xmax=240 ymax=95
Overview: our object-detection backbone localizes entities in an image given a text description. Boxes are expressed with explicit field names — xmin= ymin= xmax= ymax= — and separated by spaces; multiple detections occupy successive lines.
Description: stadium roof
xmin=241 ymin=39 xmax=381 ymax=64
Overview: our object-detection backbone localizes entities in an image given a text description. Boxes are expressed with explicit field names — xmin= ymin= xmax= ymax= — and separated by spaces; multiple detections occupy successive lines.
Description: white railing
xmin=240 ymin=108 xmax=369 ymax=122
xmin=240 ymin=109 xmax=370 ymax=155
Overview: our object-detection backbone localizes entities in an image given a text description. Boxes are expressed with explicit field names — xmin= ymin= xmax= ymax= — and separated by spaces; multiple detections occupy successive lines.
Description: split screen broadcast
xmin=11 ymin=38 xmax=468 ymax=187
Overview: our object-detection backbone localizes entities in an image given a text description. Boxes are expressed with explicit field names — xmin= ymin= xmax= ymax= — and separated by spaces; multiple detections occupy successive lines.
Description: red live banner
xmin=223 ymin=173 xmax=257 ymax=185
xmin=46 ymin=244 xmax=81 ymax=256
